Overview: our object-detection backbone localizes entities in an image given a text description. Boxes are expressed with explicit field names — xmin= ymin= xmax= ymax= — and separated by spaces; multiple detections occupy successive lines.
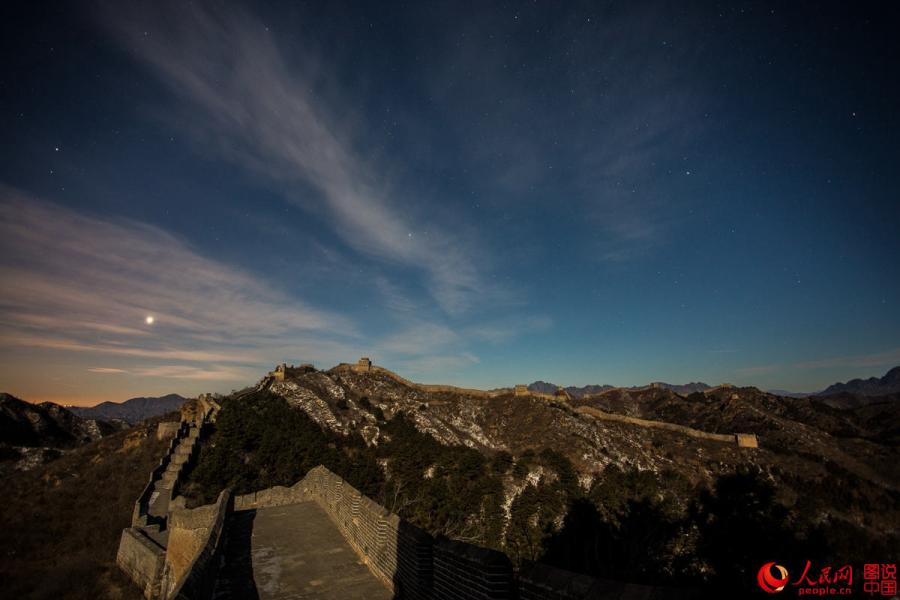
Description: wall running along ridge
xmin=575 ymin=405 xmax=759 ymax=448
xmin=332 ymin=362 xmax=759 ymax=449
xmin=119 ymin=362 xmax=751 ymax=599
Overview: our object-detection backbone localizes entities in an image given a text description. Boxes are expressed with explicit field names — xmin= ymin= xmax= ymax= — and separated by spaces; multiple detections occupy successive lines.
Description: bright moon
xmin=145 ymin=315 xmax=155 ymax=325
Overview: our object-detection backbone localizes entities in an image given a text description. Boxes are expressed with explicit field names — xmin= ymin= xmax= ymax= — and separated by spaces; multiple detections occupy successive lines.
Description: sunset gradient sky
xmin=1 ymin=1 xmax=898 ymax=405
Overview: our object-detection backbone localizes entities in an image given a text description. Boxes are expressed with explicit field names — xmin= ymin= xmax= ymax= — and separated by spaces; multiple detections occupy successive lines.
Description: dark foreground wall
xmin=233 ymin=466 xmax=690 ymax=600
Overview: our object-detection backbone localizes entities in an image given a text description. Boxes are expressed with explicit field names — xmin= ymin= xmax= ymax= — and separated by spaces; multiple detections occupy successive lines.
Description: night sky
xmin=1 ymin=1 xmax=898 ymax=405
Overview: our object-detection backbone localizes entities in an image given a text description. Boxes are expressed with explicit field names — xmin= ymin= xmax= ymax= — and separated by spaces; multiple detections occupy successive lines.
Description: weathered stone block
xmin=117 ymin=528 xmax=165 ymax=599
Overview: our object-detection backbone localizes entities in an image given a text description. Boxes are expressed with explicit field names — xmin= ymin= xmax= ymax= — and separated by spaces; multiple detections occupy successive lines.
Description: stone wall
xmin=433 ymin=537 xmax=514 ymax=599
xmin=517 ymin=561 xmax=671 ymax=600
xmin=116 ymin=527 xmax=166 ymax=599
xmin=133 ymin=423 xmax=190 ymax=526
xmin=299 ymin=467 xmax=435 ymax=599
xmin=157 ymin=422 xmax=180 ymax=440
xmin=735 ymin=433 xmax=759 ymax=448
xmin=232 ymin=465 xmax=688 ymax=600
xmin=162 ymin=489 xmax=232 ymax=600
xmin=179 ymin=395 xmax=220 ymax=426
xmin=575 ymin=405 xmax=758 ymax=449
xmin=234 ymin=466 xmax=488 ymax=599
xmin=168 ymin=426 xmax=204 ymax=501
xmin=333 ymin=361 xmax=759 ymax=449
xmin=332 ymin=362 xmax=563 ymax=401
xmin=161 ymin=460 xmax=701 ymax=599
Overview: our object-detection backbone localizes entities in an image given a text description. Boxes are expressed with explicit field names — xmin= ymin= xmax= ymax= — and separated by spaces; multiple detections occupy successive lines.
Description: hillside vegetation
xmin=181 ymin=378 xmax=900 ymax=595
xmin=0 ymin=417 xmax=171 ymax=600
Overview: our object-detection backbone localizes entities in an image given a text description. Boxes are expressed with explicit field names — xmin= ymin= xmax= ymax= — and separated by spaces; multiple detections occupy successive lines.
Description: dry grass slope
xmin=0 ymin=416 xmax=172 ymax=600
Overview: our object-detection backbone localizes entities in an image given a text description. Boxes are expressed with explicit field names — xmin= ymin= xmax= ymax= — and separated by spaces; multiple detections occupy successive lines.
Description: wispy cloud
xmin=735 ymin=348 xmax=900 ymax=384
xmin=464 ymin=316 xmax=553 ymax=344
xmin=381 ymin=322 xmax=461 ymax=355
xmin=733 ymin=364 xmax=780 ymax=378
xmin=0 ymin=188 xmax=357 ymax=377
xmin=422 ymin=4 xmax=708 ymax=262
xmin=102 ymin=1 xmax=497 ymax=314
xmin=87 ymin=364 xmax=254 ymax=381
xmin=793 ymin=348 xmax=900 ymax=371
xmin=393 ymin=353 xmax=481 ymax=379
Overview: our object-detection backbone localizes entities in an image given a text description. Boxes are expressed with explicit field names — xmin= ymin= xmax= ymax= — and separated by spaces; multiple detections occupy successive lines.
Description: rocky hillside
xmin=0 ymin=393 xmax=123 ymax=475
xmin=180 ymin=364 xmax=899 ymax=592
xmin=69 ymin=393 xmax=186 ymax=424
xmin=258 ymin=365 xmax=899 ymax=531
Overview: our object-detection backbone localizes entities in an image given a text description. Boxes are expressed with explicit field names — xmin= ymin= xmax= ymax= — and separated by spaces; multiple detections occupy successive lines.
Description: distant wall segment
xmin=575 ymin=405 xmax=758 ymax=448
xmin=331 ymin=360 xmax=759 ymax=449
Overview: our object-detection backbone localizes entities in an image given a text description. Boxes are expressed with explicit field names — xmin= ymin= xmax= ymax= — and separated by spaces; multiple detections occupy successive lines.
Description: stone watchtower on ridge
xmin=353 ymin=357 xmax=373 ymax=372
xmin=269 ymin=362 xmax=315 ymax=381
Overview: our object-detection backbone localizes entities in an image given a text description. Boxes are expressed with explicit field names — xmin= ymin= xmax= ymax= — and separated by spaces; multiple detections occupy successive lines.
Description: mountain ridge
xmin=0 ymin=393 xmax=124 ymax=474
xmin=68 ymin=393 xmax=186 ymax=424
xmin=528 ymin=380 xmax=713 ymax=398
xmin=816 ymin=366 xmax=900 ymax=397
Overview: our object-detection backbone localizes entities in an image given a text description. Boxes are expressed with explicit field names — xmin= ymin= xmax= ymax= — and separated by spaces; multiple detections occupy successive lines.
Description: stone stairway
xmin=149 ymin=427 xmax=200 ymax=521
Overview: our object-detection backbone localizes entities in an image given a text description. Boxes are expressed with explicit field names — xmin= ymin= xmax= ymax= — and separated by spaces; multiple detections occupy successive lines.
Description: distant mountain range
xmin=530 ymin=366 xmax=900 ymax=403
xmin=0 ymin=392 xmax=127 ymax=474
xmin=816 ymin=366 xmax=900 ymax=397
xmin=766 ymin=367 xmax=900 ymax=407
xmin=0 ymin=393 xmax=119 ymax=449
xmin=527 ymin=380 xmax=710 ymax=398
xmin=0 ymin=392 xmax=184 ymax=474
xmin=68 ymin=393 xmax=186 ymax=424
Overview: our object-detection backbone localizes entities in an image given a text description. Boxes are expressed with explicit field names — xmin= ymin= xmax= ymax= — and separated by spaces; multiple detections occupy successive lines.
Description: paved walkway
xmin=214 ymin=501 xmax=392 ymax=600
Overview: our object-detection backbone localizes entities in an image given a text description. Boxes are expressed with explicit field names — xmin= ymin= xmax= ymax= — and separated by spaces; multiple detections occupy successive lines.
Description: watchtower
xmin=554 ymin=387 xmax=571 ymax=400
xmin=271 ymin=363 xmax=288 ymax=381
xmin=354 ymin=357 xmax=373 ymax=372
xmin=514 ymin=384 xmax=529 ymax=396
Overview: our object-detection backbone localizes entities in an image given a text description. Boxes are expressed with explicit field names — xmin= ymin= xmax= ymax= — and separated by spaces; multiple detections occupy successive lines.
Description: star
xmin=145 ymin=315 xmax=155 ymax=325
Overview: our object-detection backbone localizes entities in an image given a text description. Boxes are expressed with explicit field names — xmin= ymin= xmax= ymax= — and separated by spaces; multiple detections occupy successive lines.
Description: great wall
xmin=329 ymin=358 xmax=757 ymax=449
xmin=117 ymin=359 xmax=757 ymax=599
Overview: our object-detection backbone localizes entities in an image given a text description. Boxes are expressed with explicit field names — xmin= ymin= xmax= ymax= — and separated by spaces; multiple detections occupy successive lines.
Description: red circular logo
xmin=757 ymin=562 xmax=789 ymax=593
